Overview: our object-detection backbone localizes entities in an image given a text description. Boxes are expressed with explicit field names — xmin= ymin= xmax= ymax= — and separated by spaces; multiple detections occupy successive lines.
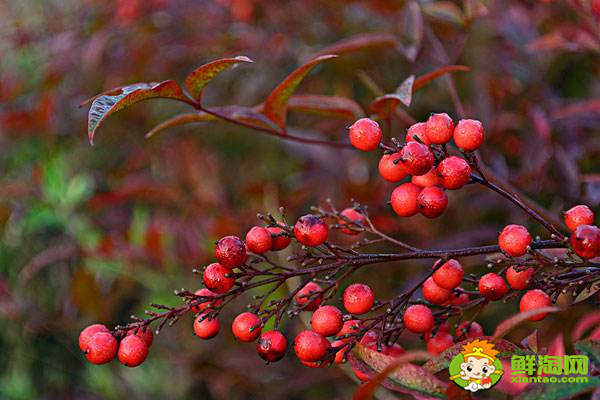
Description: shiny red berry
xmin=215 ymin=235 xmax=247 ymax=268
xmin=498 ymin=224 xmax=532 ymax=257
xmin=359 ymin=330 xmax=405 ymax=357
xmin=232 ymin=312 xmax=262 ymax=342
xmin=257 ymin=330 xmax=287 ymax=362
xmin=412 ymin=168 xmax=440 ymax=188
xmin=192 ymin=288 xmax=221 ymax=312
xmin=343 ymin=283 xmax=374 ymax=314
xmin=338 ymin=208 xmax=366 ymax=235
xmin=564 ymin=205 xmax=594 ymax=232
xmin=79 ymin=324 xmax=109 ymax=352
xmin=245 ymin=226 xmax=272 ymax=254
xmin=294 ymin=330 xmax=330 ymax=362
xmin=403 ymin=304 xmax=434 ymax=333
xmin=455 ymin=321 xmax=484 ymax=340
xmin=378 ymin=153 xmax=408 ymax=182
xmin=391 ymin=182 xmax=422 ymax=217
xmin=506 ymin=266 xmax=534 ymax=290
xmin=426 ymin=331 xmax=454 ymax=355
xmin=349 ymin=118 xmax=382 ymax=151
xmin=267 ymin=226 xmax=291 ymax=251
xmin=401 ymin=142 xmax=434 ymax=176
xmin=432 ymin=259 xmax=464 ymax=290
xmin=478 ymin=273 xmax=509 ymax=301
xmin=295 ymin=282 xmax=323 ymax=311
xmin=453 ymin=119 xmax=485 ymax=151
xmin=426 ymin=113 xmax=454 ymax=144
xmin=437 ymin=156 xmax=471 ymax=190
xmin=311 ymin=305 xmax=343 ymax=337
xmin=417 ymin=186 xmax=448 ymax=218
xmin=405 ymin=122 xmax=430 ymax=145
xmin=85 ymin=332 xmax=118 ymax=365
xmin=445 ymin=292 xmax=469 ymax=305
xmin=126 ymin=327 xmax=153 ymax=347
xmin=294 ymin=214 xmax=328 ymax=246
xmin=520 ymin=289 xmax=552 ymax=321
xmin=193 ymin=314 xmax=220 ymax=339
xmin=570 ymin=224 xmax=600 ymax=259
xmin=422 ymin=277 xmax=451 ymax=304
xmin=203 ymin=262 xmax=234 ymax=294
xmin=118 ymin=335 xmax=148 ymax=367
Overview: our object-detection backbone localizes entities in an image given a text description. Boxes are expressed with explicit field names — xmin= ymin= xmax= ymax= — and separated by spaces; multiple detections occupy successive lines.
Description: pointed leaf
xmin=261 ymin=55 xmax=337 ymax=129
xmin=87 ymin=80 xmax=187 ymax=144
xmin=413 ymin=65 xmax=470 ymax=91
xmin=422 ymin=2 xmax=465 ymax=27
xmin=521 ymin=330 xmax=539 ymax=353
xmin=184 ymin=56 xmax=253 ymax=101
xmin=145 ymin=112 xmax=216 ymax=138
xmin=492 ymin=307 xmax=560 ymax=341
xmin=315 ymin=33 xmax=397 ymax=57
xmin=573 ymin=283 xmax=600 ymax=305
xmin=398 ymin=1 xmax=423 ymax=61
xmin=369 ymin=75 xmax=414 ymax=117
xmin=287 ymin=94 xmax=364 ymax=119
xmin=211 ymin=105 xmax=280 ymax=130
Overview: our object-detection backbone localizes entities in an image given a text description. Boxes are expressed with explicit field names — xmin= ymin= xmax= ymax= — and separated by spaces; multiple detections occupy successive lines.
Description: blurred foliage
xmin=1 ymin=0 xmax=599 ymax=399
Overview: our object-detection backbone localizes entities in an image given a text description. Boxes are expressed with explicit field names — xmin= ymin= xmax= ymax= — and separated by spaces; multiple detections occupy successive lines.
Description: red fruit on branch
xmin=569 ymin=224 xmax=600 ymax=259
xmin=295 ymin=281 xmax=323 ymax=311
xmin=498 ymin=224 xmax=532 ymax=257
xmin=343 ymin=283 xmax=374 ymax=314
xmin=331 ymin=339 xmax=348 ymax=364
xmin=294 ymin=214 xmax=329 ymax=246
xmin=336 ymin=319 xmax=362 ymax=339
xmin=453 ymin=119 xmax=485 ymax=151
xmin=506 ymin=266 xmax=535 ymax=290
xmin=192 ymin=288 xmax=221 ymax=312
xmin=426 ymin=331 xmax=454 ymax=355
xmin=520 ymin=289 xmax=552 ymax=321
xmin=437 ymin=156 xmax=471 ymax=190
xmin=391 ymin=182 xmax=422 ymax=217
xmin=267 ymin=226 xmax=291 ymax=251
xmin=378 ymin=153 xmax=408 ymax=182
xmin=348 ymin=118 xmax=382 ymax=151
xmin=118 ymin=335 xmax=149 ymax=367
xmin=400 ymin=141 xmax=434 ymax=176
xmin=455 ymin=321 xmax=484 ymax=340
xmin=215 ymin=235 xmax=247 ymax=268
xmin=403 ymin=304 xmax=434 ymax=333
xmin=417 ymin=186 xmax=448 ymax=218
xmin=445 ymin=292 xmax=469 ymax=305
xmin=79 ymin=324 xmax=109 ymax=352
xmin=564 ymin=205 xmax=594 ymax=232
xmin=203 ymin=262 xmax=235 ymax=294
xmin=423 ymin=277 xmax=452 ymax=304
xmin=232 ymin=312 xmax=262 ymax=342
xmin=426 ymin=112 xmax=454 ymax=144
xmin=311 ymin=305 xmax=343 ymax=337
xmin=85 ymin=332 xmax=118 ymax=365
xmin=294 ymin=330 xmax=330 ymax=362
xmin=193 ymin=314 xmax=220 ymax=339
xmin=432 ymin=259 xmax=464 ymax=289
xmin=338 ymin=208 xmax=366 ymax=235
xmin=405 ymin=122 xmax=430 ymax=145
xmin=127 ymin=327 xmax=154 ymax=347
xmin=245 ymin=226 xmax=273 ymax=254
xmin=257 ymin=330 xmax=287 ymax=362
xmin=478 ymin=273 xmax=509 ymax=301
xmin=412 ymin=168 xmax=440 ymax=188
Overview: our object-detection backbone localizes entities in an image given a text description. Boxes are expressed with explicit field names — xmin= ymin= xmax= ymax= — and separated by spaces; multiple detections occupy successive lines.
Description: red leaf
xmin=413 ymin=65 xmax=470 ymax=92
xmin=551 ymin=99 xmax=600 ymax=120
xmin=184 ymin=56 xmax=253 ymax=101
xmin=145 ymin=112 xmax=216 ymax=138
xmin=573 ymin=311 xmax=600 ymax=341
xmin=369 ymin=75 xmax=414 ymax=117
xmin=398 ymin=1 xmax=423 ymax=61
xmin=314 ymin=33 xmax=397 ymax=57
xmin=261 ymin=55 xmax=337 ymax=129
xmin=287 ymin=94 xmax=364 ymax=119
xmin=491 ymin=306 xmax=560 ymax=341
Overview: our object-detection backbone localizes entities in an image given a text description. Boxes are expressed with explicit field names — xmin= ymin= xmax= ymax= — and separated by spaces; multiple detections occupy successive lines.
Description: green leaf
xmin=261 ymin=54 xmax=337 ymax=129
xmin=314 ymin=33 xmax=397 ymax=57
xmin=572 ymin=283 xmax=600 ymax=305
xmin=184 ymin=56 xmax=253 ymax=101
xmin=514 ymin=376 xmax=600 ymax=400
xmin=287 ymin=94 xmax=364 ymax=119
xmin=491 ymin=307 xmax=560 ymax=341
xmin=422 ymin=1 xmax=465 ymax=27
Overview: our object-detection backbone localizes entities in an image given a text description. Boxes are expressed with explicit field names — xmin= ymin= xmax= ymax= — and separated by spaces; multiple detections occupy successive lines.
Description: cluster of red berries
xmin=349 ymin=113 xmax=483 ymax=219
xmin=564 ymin=205 xmax=599 ymax=260
xmin=78 ymin=324 xmax=152 ymax=367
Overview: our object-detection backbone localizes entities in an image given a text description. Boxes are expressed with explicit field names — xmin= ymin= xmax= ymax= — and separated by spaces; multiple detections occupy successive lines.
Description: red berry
xmin=455 ymin=321 xmax=484 ymax=340
xmin=417 ymin=186 xmax=448 ymax=218
xmin=311 ymin=305 xmax=343 ymax=337
xmin=520 ymin=289 xmax=552 ymax=321
xmin=300 ymin=358 xmax=332 ymax=368
xmin=401 ymin=142 xmax=434 ymax=176
xmin=506 ymin=266 xmax=535 ymax=290
xmin=453 ymin=119 xmax=485 ymax=151
xmin=422 ymin=277 xmax=451 ymax=304
xmin=432 ymin=259 xmax=464 ymax=290
xmin=295 ymin=281 xmax=323 ymax=311
xmin=437 ymin=156 xmax=471 ymax=190
xmin=403 ymin=304 xmax=434 ymax=333
xmin=336 ymin=319 xmax=362 ymax=339
xmin=564 ymin=205 xmax=594 ymax=232
xmin=232 ymin=312 xmax=262 ymax=342
xmin=332 ymin=339 xmax=349 ymax=364
xmin=359 ymin=330 xmax=405 ymax=357
xmin=193 ymin=314 xmax=220 ymax=339
xmin=338 ymin=208 xmax=366 ymax=235
xmin=256 ymin=330 xmax=287 ymax=362
xmin=478 ymin=273 xmax=509 ymax=301
xmin=245 ymin=226 xmax=272 ymax=254
xmin=445 ymin=292 xmax=469 ymax=305
xmin=343 ymin=283 xmax=374 ymax=314
xmin=378 ymin=153 xmax=408 ymax=182
xmin=405 ymin=122 xmax=430 ymax=145
xmin=426 ymin=331 xmax=454 ymax=355
xmin=118 ymin=335 xmax=148 ymax=367
xmin=412 ymin=168 xmax=440 ymax=188
xmin=424 ymin=321 xmax=450 ymax=342
xmin=192 ymin=288 xmax=221 ymax=312
xmin=203 ymin=262 xmax=235 ymax=294
xmin=127 ymin=327 xmax=153 ymax=347
xmin=294 ymin=214 xmax=329 ymax=246
xmin=498 ymin=224 xmax=532 ymax=257
xmin=570 ymin=224 xmax=600 ymax=259
xmin=391 ymin=182 xmax=422 ymax=217
xmin=85 ymin=332 xmax=118 ymax=365
xmin=79 ymin=324 xmax=109 ymax=352
xmin=349 ymin=118 xmax=382 ymax=151
xmin=426 ymin=113 xmax=454 ymax=144
xmin=294 ymin=330 xmax=330 ymax=362
xmin=215 ymin=235 xmax=247 ymax=268
xmin=267 ymin=226 xmax=291 ymax=251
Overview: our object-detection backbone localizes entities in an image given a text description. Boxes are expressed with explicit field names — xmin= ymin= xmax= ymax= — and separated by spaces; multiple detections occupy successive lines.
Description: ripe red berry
xmin=564 ymin=205 xmax=595 ymax=232
xmin=426 ymin=331 xmax=454 ymax=355
xmin=232 ymin=312 xmax=262 ymax=342
xmin=422 ymin=277 xmax=452 ymax=304
xmin=348 ymin=118 xmax=382 ymax=151
xmin=378 ymin=153 xmax=408 ymax=182
xmin=412 ymin=168 xmax=440 ymax=188
xmin=498 ymin=224 xmax=532 ymax=257
xmin=437 ymin=156 xmax=471 ymax=190
xmin=455 ymin=321 xmax=484 ymax=340
xmin=336 ymin=319 xmax=362 ymax=339
xmin=118 ymin=335 xmax=149 ymax=367
xmin=417 ymin=186 xmax=448 ymax=218
xmin=478 ymin=273 xmax=509 ymax=301
xmin=338 ymin=208 xmax=366 ymax=235
xmin=311 ymin=305 xmax=343 ymax=337
xmin=294 ymin=330 xmax=330 ymax=362
xmin=401 ymin=142 xmax=434 ymax=176
xmin=343 ymin=283 xmax=374 ymax=314
xmin=453 ymin=119 xmax=485 ymax=151
xmin=267 ymin=226 xmax=291 ymax=251
xmin=570 ymin=224 xmax=600 ymax=259
xmin=359 ymin=330 xmax=405 ymax=357
xmin=85 ymin=332 xmax=118 ymax=365
xmin=295 ymin=281 xmax=323 ymax=311
xmin=294 ymin=214 xmax=329 ymax=246
xmin=506 ymin=266 xmax=535 ymax=290
xmin=215 ymin=235 xmax=247 ymax=268
xmin=79 ymin=324 xmax=109 ymax=352
xmin=193 ymin=314 xmax=220 ymax=339
xmin=405 ymin=122 xmax=430 ymax=145
xmin=257 ymin=330 xmax=287 ymax=362
xmin=403 ymin=304 xmax=434 ymax=333
xmin=203 ymin=262 xmax=235 ymax=294
xmin=331 ymin=339 xmax=349 ymax=364
xmin=445 ymin=292 xmax=469 ymax=305
xmin=432 ymin=259 xmax=464 ymax=290
xmin=245 ymin=226 xmax=272 ymax=254
xmin=426 ymin=113 xmax=454 ymax=144
xmin=520 ymin=289 xmax=552 ymax=321
xmin=192 ymin=288 xmax=221 ymax=312
xmin=127 ymin=327 xmax=153 ymax=347
xmin=424 ymin=321 xmax=450 ymax=342
xmin=391 ymin=182 xmax=422 ymax=217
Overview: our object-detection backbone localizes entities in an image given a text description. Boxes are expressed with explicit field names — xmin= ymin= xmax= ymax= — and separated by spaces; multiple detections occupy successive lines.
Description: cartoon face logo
xmin=449 ymin=339 xmax=504 ymax=392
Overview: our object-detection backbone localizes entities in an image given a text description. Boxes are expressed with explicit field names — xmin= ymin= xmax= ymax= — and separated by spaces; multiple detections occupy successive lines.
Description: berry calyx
xmin=417 ymin=186 xmax=448 ymax=218
xmin=391 ymin=182 xmax=422 ymax=217
xmin=403 ymin=304 xmax=434 ymax=333
xmin=453 ymin=119 xmax=485 ymax=151
xmin=432 ymin=259 xmax=464 ymax=290
xmin=79 ymin=324 xmax=109 ymax=352
xmin=348 ymin=118 xmax=382 ymax=151
xmin=478 ymin=273 xmax=509 ymax=301
xmin=455 ymin=321 xmax=484 ymax=340
xmin=506 ymin=266 xmax=535 ymax=290
xmin=520 ymin=289 xmax=552 ymax=321
xmin=118 ymin=335 xmax=149 ymax=367
xmin=192 ymin=288 xmax=221 ymax=312
xmin=378 ymin=153 xmax=408 ymax=182
xmin=412 ymin=168 xmax=440 ymax=188
xmin=85 ymin=332 xmax=118 ymax=365
xmin=422 ymin=277 xmax=452 ymax=304
xmin=570 ymin=224 xmax=600 ymax=259
xmin=338 ymin=208 xmax=366 ymax=235
xmin=193 ymin=314 xmax=220 ymax=339
xmin=405 ymin=122 xmax=430 ymax=145
xmin=426 ymin=112 xmax=454 ymax=144
xmin=564 ymin=205 xmax=594 ymax=232
xmin=426 ymin=331 xmax=454 ymax=355
xmin=342 ymin=283 xmax=374 ymax=314
xmin=215 ymin=235 xmax=247 ymax=268
xmin=437 ymin=156 xmax=471 ymax=190
xmin=203 ymin=262 xmax=235 ymax=294
xmin=295 ymin=281 xmax=323 ymax=311
xmin=311 ymin=305 xmax=343 ymax=337
xmin=498 ymin=224 xmax=532 ymax=257
xmin=126 ymin=327 xmax=154 ymax=347
xmin=256 ymin=330 xmax=287 ymax=362
xmin=245 ymin=226 xmax=273 ymax=254
xmin=294 ymin=214 xmax=329 ymax=246
xmin=267 ymin=226 xmax=291 ymax=251
xmin=232 ymin=312 xmax=262 ymax=342
xmin=400 ymin=141 xmax=434 ymax=176
xmin=293 ymin=330 xmax=330 ymax=362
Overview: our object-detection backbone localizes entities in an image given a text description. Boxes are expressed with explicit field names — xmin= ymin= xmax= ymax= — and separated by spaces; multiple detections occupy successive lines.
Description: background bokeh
xmin=1 ymin=0 xmax=599 ymax=399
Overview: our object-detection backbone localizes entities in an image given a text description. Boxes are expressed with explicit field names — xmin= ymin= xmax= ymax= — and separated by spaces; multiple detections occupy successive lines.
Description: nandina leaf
xmin=369 ymin=75 xmax=414 ymax=117
xmin=398 ymin=1 xmax=423 ymax=61
xmin=573 ymin=283 xmax=600 ymax=305
xmin=413 ymin=65 xmax=470 ymax=92
xmin=184 ymin=56 xmax=253 ymax=101
xmin=422 ymin=2 xmax=465 ymax=27
xmin=287 ymin=94 xmax=364 ymax=119
xmin=514 ymin=375 xmax=600 ymax=400
xmin=261 ymin=54 xmax=337 ymax=129
xmin=145 ymin=112 xmax=216 ymax=138
xmin=491 ymin=307 xmax=560 ymax=341
xmin=573 ymin=311 xmax=600 ymax=341
xmin=314 ymin=33 xmax=397 ymax=57
xmin=86 ymin=80 xmax=187 ymax=144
